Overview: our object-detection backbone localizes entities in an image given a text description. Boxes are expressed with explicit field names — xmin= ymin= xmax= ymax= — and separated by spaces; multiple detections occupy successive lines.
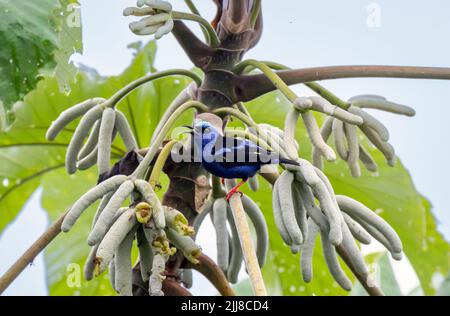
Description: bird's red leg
xmin=221 ymin=177 xmax=225 ymax=185
xmin=226 ymin=179 xmax=247 ymax=201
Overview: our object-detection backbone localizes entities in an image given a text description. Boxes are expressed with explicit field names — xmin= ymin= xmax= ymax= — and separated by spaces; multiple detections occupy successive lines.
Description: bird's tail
xmin=278 ymin=157 xmax=300 ymax=166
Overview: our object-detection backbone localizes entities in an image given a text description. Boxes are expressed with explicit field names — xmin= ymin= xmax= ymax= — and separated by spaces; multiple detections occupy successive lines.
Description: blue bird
xmin=190 ymin=116 xmax=299 ymax=200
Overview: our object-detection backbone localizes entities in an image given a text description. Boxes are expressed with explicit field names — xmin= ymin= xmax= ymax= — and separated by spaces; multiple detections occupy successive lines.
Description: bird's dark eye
xmin=203 ymin=127 xmax=211 ymax=134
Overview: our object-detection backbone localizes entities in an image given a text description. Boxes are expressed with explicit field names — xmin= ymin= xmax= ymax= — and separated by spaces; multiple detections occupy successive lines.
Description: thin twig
xmin=225 ymin=180 xmax=267 ymax=296
xmin=0 ymin=211 xmax=68 ymax=294
xmin=185 ymin=254 xmax=236 ymax=296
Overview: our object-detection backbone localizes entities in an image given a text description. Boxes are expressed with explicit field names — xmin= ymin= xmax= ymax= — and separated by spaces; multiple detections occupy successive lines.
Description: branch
xmin=259 ymin=171 xmax=385 ymax=296
xmin=0 ymin=211 xmax=68 ymax=294
xmin=184 ymin=254 xmax=236 ymax=296
xmin=236 ymin=65 xmax=450 ymax=102
xmin=225 ymin=179 xmax=267 ymax=296
xmin=172 ymin=21 xmax=214 ymax=68
xmin=162 ymin=277 xmax=193 ymax=296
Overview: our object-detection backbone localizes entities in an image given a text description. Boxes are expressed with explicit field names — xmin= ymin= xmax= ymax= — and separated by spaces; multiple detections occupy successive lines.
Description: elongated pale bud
xmin=340 ymin=221 xmax=369 ymax=278
xmin=359 ymin=145 xmax=377 ymax=172
xmin=342 ymin=213 xmax=372 ymax=245
xmin=302 ymin=111 xmax=336 ymax=161
xmin=136 ymin=227 xmax=154 ymax=282
xmin=66 ymin=106 xmax=103 ymax=174
xmin=308 ymin=96 xmax=363 ymax=125
xmin=165 ymin=228 xmax=201 ymax=264
xmin=109 ymin=260 xmax=116 ymax=291
xmin=336 ymin=195 xmax=403 ymax=254
xmin=248 ymin=175 xmax=260 ymax=192
xmin=351 ymin=97 xmax=416 ymax=116
xmin=84 ymin=244 xmax=99 ymax=281
xmin=226 ymin=204 xmax=243 ymax=284
xmin=95 ymin=208 xmax=137 ymax=274
xmin=88 ymin=180 xmax=135 ymax=246
xmin=155 ymin=19 xmax=174 ymax=39
xmin=277 ymin=171 xmax=304 ymax=245
xmin=46 ymin=98 xmax=105 ymax=141
xmin=283 ymin=108 xmax=301 ymax=159
xmin=114 ymin=226 xmax=137 ymax=296
xmin=134 ymin=180 xmax=165 ymax=229
xmin=320 ymin=229 xmax=353 ymax=291
xmin=312 ymin=117 xmax=334 ymax=169
xmin=130 ymin=13 xmax=170 ymax=31
xmin=78 ymin=120 xmax=100 ymax=160
xmin=164 ymin=206 xmax=194 ymax=236
xmin=98 ymin=108 xmax=116 ymax=176
xmin=348 ymin=105 xmax=390 ymax=142
xmin=91 ymin=192 xmax=113 ymax=229
xmin=300 ymin=218 xmax=319 ymax=283
xmin=62 ymin=175 xmax=128 ymax=232
xmin=149 ymin=253 xmax=166 ymax=296
xmin=212 ymin=198 xmax=229 ymax=272
xmin=359 ymin=125 xmax=396 ymax=166
xmin=241 ymin=195 xmax=269 ymax=267
xmin=272 ymin=178 xmax=293 ymax=246
xmin=114 ymin=110 xmax=138 ymax=151
xmin=291 ymin=182 xmax=308 ymax=240
xmin=77 ymin=127 xmax=118 ymax=171
xmin=137 ymin=0 xmax=172 ymax=11
xmin=344 ymin=123 xmax=361 ymax=177
xmin=123 ymin=6 xmax=155 ymax=17
xmin=332 ymin=118 xmax=348 ymax=161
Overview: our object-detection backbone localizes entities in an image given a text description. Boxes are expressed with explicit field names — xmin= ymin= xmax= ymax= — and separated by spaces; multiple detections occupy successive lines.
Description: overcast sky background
xmin=1 ymin=0 xmax=449 ymax=295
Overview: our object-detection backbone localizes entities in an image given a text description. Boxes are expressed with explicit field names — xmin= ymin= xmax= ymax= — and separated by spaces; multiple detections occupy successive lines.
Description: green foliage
xmin=0 ymin=40 xmax=448 ymax=296
xmin=0 ymin=0 xmax=82 ymax=127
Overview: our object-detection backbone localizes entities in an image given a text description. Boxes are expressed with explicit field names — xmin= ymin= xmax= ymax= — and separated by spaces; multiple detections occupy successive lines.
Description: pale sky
xmin=1 ymin=0 xmax=449 ymax=295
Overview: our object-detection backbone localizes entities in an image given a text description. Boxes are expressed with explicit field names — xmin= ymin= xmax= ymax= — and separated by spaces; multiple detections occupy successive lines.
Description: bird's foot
xmin=226 ymin=188 xmax=244 ymax=201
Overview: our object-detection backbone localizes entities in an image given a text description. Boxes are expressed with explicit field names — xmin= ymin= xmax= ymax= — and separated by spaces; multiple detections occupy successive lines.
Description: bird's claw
xmin=226 ymin=189 xmax=244 ymax=201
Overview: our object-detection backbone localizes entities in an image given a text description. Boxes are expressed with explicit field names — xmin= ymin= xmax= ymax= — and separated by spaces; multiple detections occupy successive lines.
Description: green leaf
xmin=245 ymin=91 xmax=449 ymax=296
xmin=0 ymin=0 xmax=82 ymax=125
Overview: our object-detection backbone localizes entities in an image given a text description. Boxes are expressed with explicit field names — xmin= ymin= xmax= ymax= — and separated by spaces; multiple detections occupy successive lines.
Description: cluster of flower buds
xmin=124 ymin=0 xmax=174 ymax=39
xmin=193 ymin=192 xmax=269 ymax=284
xmin=312 ymin=95 xmax=415 ymax=177
xmin=46 ymin=98 xmax=137 ymax=175
xmin=61 ymin=175 xmax=201 ymax=296
xmin=272 ymin=161 xmax=403 ymax=290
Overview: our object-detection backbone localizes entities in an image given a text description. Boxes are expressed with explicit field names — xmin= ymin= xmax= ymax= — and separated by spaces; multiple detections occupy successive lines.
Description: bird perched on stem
xmin=187 ymin=113 xmax=299 ymax=200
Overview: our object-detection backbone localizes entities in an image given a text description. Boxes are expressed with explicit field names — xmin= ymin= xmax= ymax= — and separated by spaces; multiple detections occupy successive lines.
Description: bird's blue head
xmin=194 ymin=120 xmax=222 ymax=147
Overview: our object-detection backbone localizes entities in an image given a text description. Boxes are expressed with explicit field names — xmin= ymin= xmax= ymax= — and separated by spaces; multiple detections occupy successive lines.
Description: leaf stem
xmin=233 ymin=59 xmax=298 ymax=103
xmin=172 ymin=11 xmax=220 ymax=48
xmin=107 ymin=69 xmax=202 ymax=107
xmin=249 ymin=61 xmax=351 ymax=110
xmin=250 ymin=0 xmax=261 ymax=27
xmin=132 ymin=101 xmax=209 ymax=178
xmin=183 ymin=0 xmax=211 ymax=45
xmin=148 ymin=139 xmax=178 ymax=189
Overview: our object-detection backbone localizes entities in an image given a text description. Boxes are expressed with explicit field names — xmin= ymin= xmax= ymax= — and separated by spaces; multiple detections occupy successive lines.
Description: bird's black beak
xmin=181 ymin=125 xmax=194 ymax=135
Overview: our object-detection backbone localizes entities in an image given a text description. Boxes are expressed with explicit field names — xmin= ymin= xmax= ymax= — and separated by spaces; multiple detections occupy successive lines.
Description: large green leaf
xmin=245 ymin=92 xmax=449 ymax=296
xmin=0 ymin=0 xmax=82 ymax=125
